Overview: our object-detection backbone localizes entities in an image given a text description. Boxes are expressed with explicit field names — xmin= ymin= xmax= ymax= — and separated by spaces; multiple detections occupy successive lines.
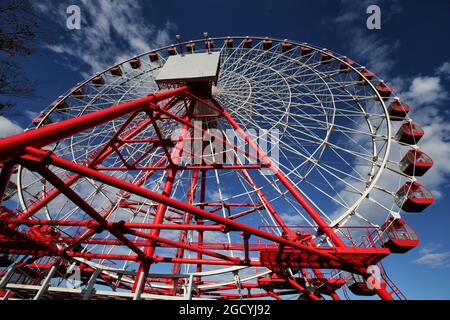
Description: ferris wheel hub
xmin=155 ymin=52 xmax=221 ymax=90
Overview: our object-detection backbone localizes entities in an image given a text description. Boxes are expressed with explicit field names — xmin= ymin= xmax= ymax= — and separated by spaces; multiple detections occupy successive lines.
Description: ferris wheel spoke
xmin=238 ymin=110 xmax=376 ymax=164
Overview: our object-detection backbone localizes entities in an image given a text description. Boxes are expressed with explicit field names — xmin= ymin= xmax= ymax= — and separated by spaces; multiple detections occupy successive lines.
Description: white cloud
xmin=24 ymin=110 xmax=39 ymax=121
xmin=333 ymin=10 xmax=359 ymax=24
xmin=279 ymin=212 xmax=304 ymax=226
xmin=0 ymin=116 xmax=23 ymax=138
xmin=402 ymin=76 xmax=447 ymax=107
xmin=349 ymin=30 xmax=400 ymax=77
xmin=392 ymin=73 xmax=450 ymax=193
xmin=36 ymin=0 xmax=177 ymax=74
xmin=436 ymin=62 xmax=450 ymax=78
xmin=413 ymin=120 xmax=450 ymax=191
xmin=414 ymin=246 xmax=450 ymax=268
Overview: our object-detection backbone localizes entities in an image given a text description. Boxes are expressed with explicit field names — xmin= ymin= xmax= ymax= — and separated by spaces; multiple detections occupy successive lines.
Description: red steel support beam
xmin=173 ymin=169 xmax=199 ymax=274
xmin=375 ymin=286 xmax=394 ymax=300
xmin=3 ymin=219 xmax=225 ymax=231
xmin=196 ymin=169 xmax=207 ymax=277
xmin=239 ymin=167 xmax=288 ymax=231
xmin=220 ymin=108 xmax=346 ymax=247
xmin=11 ymin=89 xmax=187 ymax=223
xmin=128 ymin=229 xmax=239 ymax=264
xmin=0 ymin=86 xmax=189 ymax=163
xmin=183 ymin=92 xmax=345 ymax=247
xmin=28 ymin=148 xmax=343 ymax=264
xmin=20 ymin=160 xmax=147 ymax=261
xmin=0 ymin=84 xmax=399 ymax=300
xmin=286 ymin=278 xmax=321 ymax=300
xmin=134 ymin=106 xmax=193 ymax=291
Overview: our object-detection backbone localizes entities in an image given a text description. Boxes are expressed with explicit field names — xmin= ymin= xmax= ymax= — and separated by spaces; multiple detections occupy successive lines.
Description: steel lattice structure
xmin=0 ymin=36 xmax=434 ymax=300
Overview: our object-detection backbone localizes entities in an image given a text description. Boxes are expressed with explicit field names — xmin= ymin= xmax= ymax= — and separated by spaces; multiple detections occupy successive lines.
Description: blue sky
xmin=1 ymin=0 xmax=450 ymax=299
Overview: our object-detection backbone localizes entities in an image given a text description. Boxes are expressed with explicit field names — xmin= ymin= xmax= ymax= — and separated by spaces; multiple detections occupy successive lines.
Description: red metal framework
xmin=0 ymin=36 xmax=435 ymax=300
xmin=0 ymin=86 xmax=394 ymax=300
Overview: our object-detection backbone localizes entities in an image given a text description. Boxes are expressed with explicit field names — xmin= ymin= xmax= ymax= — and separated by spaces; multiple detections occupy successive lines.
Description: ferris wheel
xmin=0 ymin=36 xmax=434 ymax=300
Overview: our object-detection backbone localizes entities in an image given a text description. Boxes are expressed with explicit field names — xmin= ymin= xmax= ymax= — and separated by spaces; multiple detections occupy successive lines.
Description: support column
xmin=0 ymin=263 xmax=17 ymax=289
xmin=33 ymin=265 xmax=57 ymax=300
xmin=173 ymin=169 xmax=199 ymax=274
xmin=134 ymin=105 xmax=193 ymax=292
xmin=82 ymin=268 xmax=101 ymax=300
xmin=375 ymin=285 xmax=394 ymax=300
xmin=133 ymin=270 xmax=146 ymax=300
xmin=184 ymin=274 xmax=194 ymax=300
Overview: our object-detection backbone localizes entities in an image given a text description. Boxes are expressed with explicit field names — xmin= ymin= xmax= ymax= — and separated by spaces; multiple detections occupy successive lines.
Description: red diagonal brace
xmin=0 ymin=86 xmax=189 ymax=163
xmin=29 ymin=147 xmax=343 ymax=264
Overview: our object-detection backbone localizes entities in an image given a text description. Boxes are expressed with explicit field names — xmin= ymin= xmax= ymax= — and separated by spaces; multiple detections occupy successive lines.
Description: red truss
xmin=0 ymin=85 xmax=406 ymax=300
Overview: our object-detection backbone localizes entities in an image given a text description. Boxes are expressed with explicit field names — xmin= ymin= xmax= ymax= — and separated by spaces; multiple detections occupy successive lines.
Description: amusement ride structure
xmin=0 ymin=36 xmax=434 ymax=300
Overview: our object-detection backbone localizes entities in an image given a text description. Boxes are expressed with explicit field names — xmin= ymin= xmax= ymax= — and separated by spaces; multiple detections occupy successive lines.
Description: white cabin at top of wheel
xmin=155 ymin=51 xmax=221 ymax=91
